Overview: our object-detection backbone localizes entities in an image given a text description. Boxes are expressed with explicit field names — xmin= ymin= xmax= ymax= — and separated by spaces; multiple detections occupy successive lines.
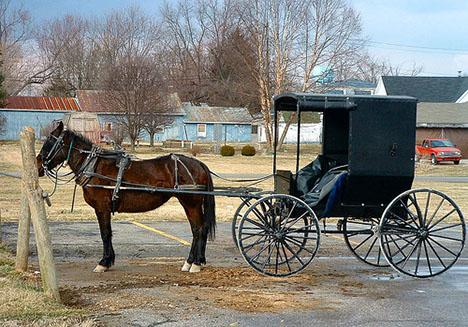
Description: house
xmin=416 ymin=102 xmax=468 ymax=157
xmin=76 ymin=90 xmax=254 ymax=143
xmin=375 ymin=76 xmax=468 ymax=103
xmin=0 ymin=96 xmax=81 ymax=140
xmin=76 ymin=90 xmax=186 ymax=143
xmin=182 ymin=103 xmax=253 ymax=142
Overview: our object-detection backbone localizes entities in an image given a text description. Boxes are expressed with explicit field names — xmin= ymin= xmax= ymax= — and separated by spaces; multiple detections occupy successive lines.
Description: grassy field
xmin=1 ymin=140 xmax=468 ymax=222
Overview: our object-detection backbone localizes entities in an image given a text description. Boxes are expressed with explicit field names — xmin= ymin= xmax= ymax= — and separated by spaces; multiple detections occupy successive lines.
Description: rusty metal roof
xmin=5 ymin=96 xmax=81 ymax=111
xmin=76 ymin=90 xmax=113 ymax=113
xmin=183 ymin=103 xmax=252 ymax=124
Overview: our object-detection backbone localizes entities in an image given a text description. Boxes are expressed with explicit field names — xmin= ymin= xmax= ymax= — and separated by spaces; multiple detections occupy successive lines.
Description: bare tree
xmin=350 ymin=53 xmax=423 ymax=84
xmin=236 ymin=0 xmax=364 ymax=150
xmin=143 ymin=91 xmax=178 ymax=147
xmin=103 ymin=56 xmax=169 ymax=152
xmin=37 ymin=14 xmax=102 ymax=96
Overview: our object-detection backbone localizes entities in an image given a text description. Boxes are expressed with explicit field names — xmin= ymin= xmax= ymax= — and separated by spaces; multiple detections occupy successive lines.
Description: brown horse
xmin=36 ymin=122 xmax=215 ymax=273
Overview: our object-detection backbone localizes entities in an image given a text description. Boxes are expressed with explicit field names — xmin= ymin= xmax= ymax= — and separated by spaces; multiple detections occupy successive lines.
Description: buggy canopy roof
xmin=274 ymin=92 xmax=417 ymax=112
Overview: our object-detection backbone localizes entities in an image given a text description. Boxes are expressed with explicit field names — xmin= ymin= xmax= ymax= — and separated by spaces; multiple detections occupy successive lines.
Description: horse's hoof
xmin=93 ymin=265 xmax=108 ymax=273
xmin=189 ymin=264 xmax=202 ymax=273
xmin=181 ymin=261 xmax=191 ymax=272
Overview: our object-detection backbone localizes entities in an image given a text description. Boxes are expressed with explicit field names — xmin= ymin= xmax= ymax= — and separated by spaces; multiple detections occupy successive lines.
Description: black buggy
xmin=232 ymin=92 xmax=466 ymax=278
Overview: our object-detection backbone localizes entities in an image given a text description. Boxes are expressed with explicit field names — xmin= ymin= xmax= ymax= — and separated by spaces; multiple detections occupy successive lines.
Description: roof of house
xmin=4 ymin=96 xmax=81 ymax=111
xmin=382 ymin=76 xmax=468 ymax=102
xmin=417 ymin=102 xmax=468 ymax=126
xmin=76 ymin=90 xmax=185 ymax=115
xmin=183 ymin=103 xmax=252 ymax=124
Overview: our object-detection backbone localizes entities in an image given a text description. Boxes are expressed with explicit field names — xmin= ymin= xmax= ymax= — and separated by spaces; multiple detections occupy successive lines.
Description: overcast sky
xmin=18 ymin=0 xmax=468 ymax=77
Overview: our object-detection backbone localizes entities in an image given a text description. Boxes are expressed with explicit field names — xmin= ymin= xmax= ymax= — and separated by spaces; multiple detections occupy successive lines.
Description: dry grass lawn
xmin=0 ymin=246 xmax=97 ymax=326
xmin=1 ymin=140 xmax=468 ymax=222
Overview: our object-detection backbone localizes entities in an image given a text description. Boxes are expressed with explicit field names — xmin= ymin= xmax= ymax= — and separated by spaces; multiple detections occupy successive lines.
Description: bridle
xmin=41 ymin=131 xmax=76 ymax=187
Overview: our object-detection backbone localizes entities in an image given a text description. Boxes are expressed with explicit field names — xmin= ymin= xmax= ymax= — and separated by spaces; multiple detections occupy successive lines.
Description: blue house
xmin=182 ymin=103 xmax=253 ymax=143
xmin=76 ymin=90 xmax=253 ymax=143
xmin=0 ymin=96 xmax=80 ymax=140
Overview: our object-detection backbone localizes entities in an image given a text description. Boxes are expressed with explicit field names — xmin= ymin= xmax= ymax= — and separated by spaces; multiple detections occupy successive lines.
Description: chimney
xmin=458 ymin=70 xmax=462 ymax=77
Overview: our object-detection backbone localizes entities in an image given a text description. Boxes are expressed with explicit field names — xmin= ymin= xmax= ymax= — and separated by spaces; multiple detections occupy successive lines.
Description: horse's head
xmin=37 ymin=121 xmax=69 ymax=177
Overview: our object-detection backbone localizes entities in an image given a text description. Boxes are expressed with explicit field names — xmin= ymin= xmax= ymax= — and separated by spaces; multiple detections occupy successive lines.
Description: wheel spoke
xmin=364 ymin=237 xmax=379 ymax=261
xmin=423 ymin=239 xmax=433 ymax=275
xmin=282 ymin=239 xmax=305 ymax=266
xmin=284 ymin=236 xmax=317 ymax=255
xmin=428 ymin=209 xmax=457 ymax=231
xmin=429 ymin=223 xmax=463 ymax=233
xmin=352 ymin=234 xmax=374 ymax=251
xmin=398 ymin=198 xmax=421 ymax=228
xmin=424 ymin=191 xmax=431 ymax=226
xmin=242 ymin=234 xmax=269 ymax=252
xmin=426 ymin=238 xmax=447 ymax=269
xmin=426 ymin=235 xmax=459 ymax=257
xmin=426 ymin=197 xmax=445 ymax=227
xmin=249 ymin=238 xmax=276 ymax=262
xmin=428 ymin=233 xmax=464 ymax=243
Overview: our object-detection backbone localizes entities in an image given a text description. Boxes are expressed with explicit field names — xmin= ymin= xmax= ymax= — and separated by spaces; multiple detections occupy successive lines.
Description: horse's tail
xmin=201 ymin=161 xmax=216 ymax=240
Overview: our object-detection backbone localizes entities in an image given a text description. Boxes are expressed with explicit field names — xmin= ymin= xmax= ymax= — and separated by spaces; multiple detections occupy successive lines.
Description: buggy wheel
xmin=379 ymin=189 xmax=466 ymax=278
xmin=231 ymin=192 xmax=275 ymax=249
xmin=237 ymin=194 xmax=320 ymax=276
xmin=343 ymin=217 xmax=389 ymax=267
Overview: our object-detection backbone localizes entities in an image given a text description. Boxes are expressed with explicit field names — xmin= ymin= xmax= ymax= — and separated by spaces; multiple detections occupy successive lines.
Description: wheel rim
xmin=379 ymin=189 xmax=466 ymax=278
xmin=343 ymin=217 xmax=389 ymax=267
xmin=237 ymin=194 xmax=320 ymax=276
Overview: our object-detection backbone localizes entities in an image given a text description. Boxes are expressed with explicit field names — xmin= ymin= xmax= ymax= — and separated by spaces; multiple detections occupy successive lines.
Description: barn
xmin=0 ymin=96 xmax=81 ymax=140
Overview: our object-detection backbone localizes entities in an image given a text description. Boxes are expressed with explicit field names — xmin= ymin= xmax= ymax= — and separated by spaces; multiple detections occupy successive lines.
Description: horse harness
xmin=74 ymin=148 xmax=205 ymax=213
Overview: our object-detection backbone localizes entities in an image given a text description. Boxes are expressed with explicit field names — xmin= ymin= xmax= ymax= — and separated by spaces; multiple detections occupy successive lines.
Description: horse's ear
xmin=57 ymin=121 xmax=64 ymax=132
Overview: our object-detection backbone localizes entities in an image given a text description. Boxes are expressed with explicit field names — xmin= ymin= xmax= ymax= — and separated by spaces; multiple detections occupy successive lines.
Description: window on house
xmin=251 ymin=125 xmax=258 ymax=134
xmin=104 ymin=123 xmax=112 ymax=131
xmin=198 ymin=124 xmax=207 ymax=137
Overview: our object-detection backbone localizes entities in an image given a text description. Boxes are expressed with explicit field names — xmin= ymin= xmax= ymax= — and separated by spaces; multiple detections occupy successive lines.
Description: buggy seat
xmin=292 ymin=155 xmax=348 ymax=218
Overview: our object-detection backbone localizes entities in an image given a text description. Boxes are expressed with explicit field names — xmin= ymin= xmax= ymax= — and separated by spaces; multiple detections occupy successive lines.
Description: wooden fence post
xmin=15 ymin=184 xmax=31 ymax=272
xmin=19 ymin=127 xmax=60 ymax=302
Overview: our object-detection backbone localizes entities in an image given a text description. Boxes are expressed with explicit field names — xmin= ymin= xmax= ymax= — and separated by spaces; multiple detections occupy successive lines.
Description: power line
xmin=367 ymin=40 xmax=468 ymax=53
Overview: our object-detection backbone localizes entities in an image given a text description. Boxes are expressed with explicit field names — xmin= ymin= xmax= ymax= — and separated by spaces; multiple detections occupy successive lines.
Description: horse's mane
xmin=66 ymin=129 xmax=94 ymax=147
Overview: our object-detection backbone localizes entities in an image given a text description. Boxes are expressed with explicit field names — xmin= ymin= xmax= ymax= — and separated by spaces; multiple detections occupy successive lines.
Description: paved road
xmin=2 ymin=221 xmax=468 ymax=327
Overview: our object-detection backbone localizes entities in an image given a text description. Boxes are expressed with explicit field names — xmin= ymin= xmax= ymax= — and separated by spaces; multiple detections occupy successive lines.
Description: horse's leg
xmin=93 ymin=208 xmax=115 ymax=273
xmin=178 ymin=197 xmax=206 ymax=273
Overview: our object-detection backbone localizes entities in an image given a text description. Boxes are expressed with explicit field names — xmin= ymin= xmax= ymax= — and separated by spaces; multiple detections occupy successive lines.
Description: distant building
xmin=0 ymin=96 xmax=80 ymax=140
xmin=182 ymin=103 xmax=253 ymax=143
xmin=375 ymin=76 xmax=468 ymax=103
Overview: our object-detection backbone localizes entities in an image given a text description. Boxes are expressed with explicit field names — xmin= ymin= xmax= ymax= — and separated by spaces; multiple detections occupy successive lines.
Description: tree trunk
xmin=149 ymin=132 xmax=155 ymax=147
xmin=277 ymin=112 xmax=297 ymax=151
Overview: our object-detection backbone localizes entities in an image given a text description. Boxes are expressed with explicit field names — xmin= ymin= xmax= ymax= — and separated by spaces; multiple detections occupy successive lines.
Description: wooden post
xmin=19 ymin=127 xmax=60 ymax=302
xmin=15 ymin=184 xmax=31 ymax=272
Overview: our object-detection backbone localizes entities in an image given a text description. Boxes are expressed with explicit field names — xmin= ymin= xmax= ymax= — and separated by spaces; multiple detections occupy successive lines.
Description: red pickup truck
xmin=415 ymin=139 xmax=462 ymax=165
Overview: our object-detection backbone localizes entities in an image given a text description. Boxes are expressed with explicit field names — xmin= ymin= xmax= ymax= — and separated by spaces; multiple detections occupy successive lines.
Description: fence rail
xmin=0 ymin=171 xmax=22 ymax=179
